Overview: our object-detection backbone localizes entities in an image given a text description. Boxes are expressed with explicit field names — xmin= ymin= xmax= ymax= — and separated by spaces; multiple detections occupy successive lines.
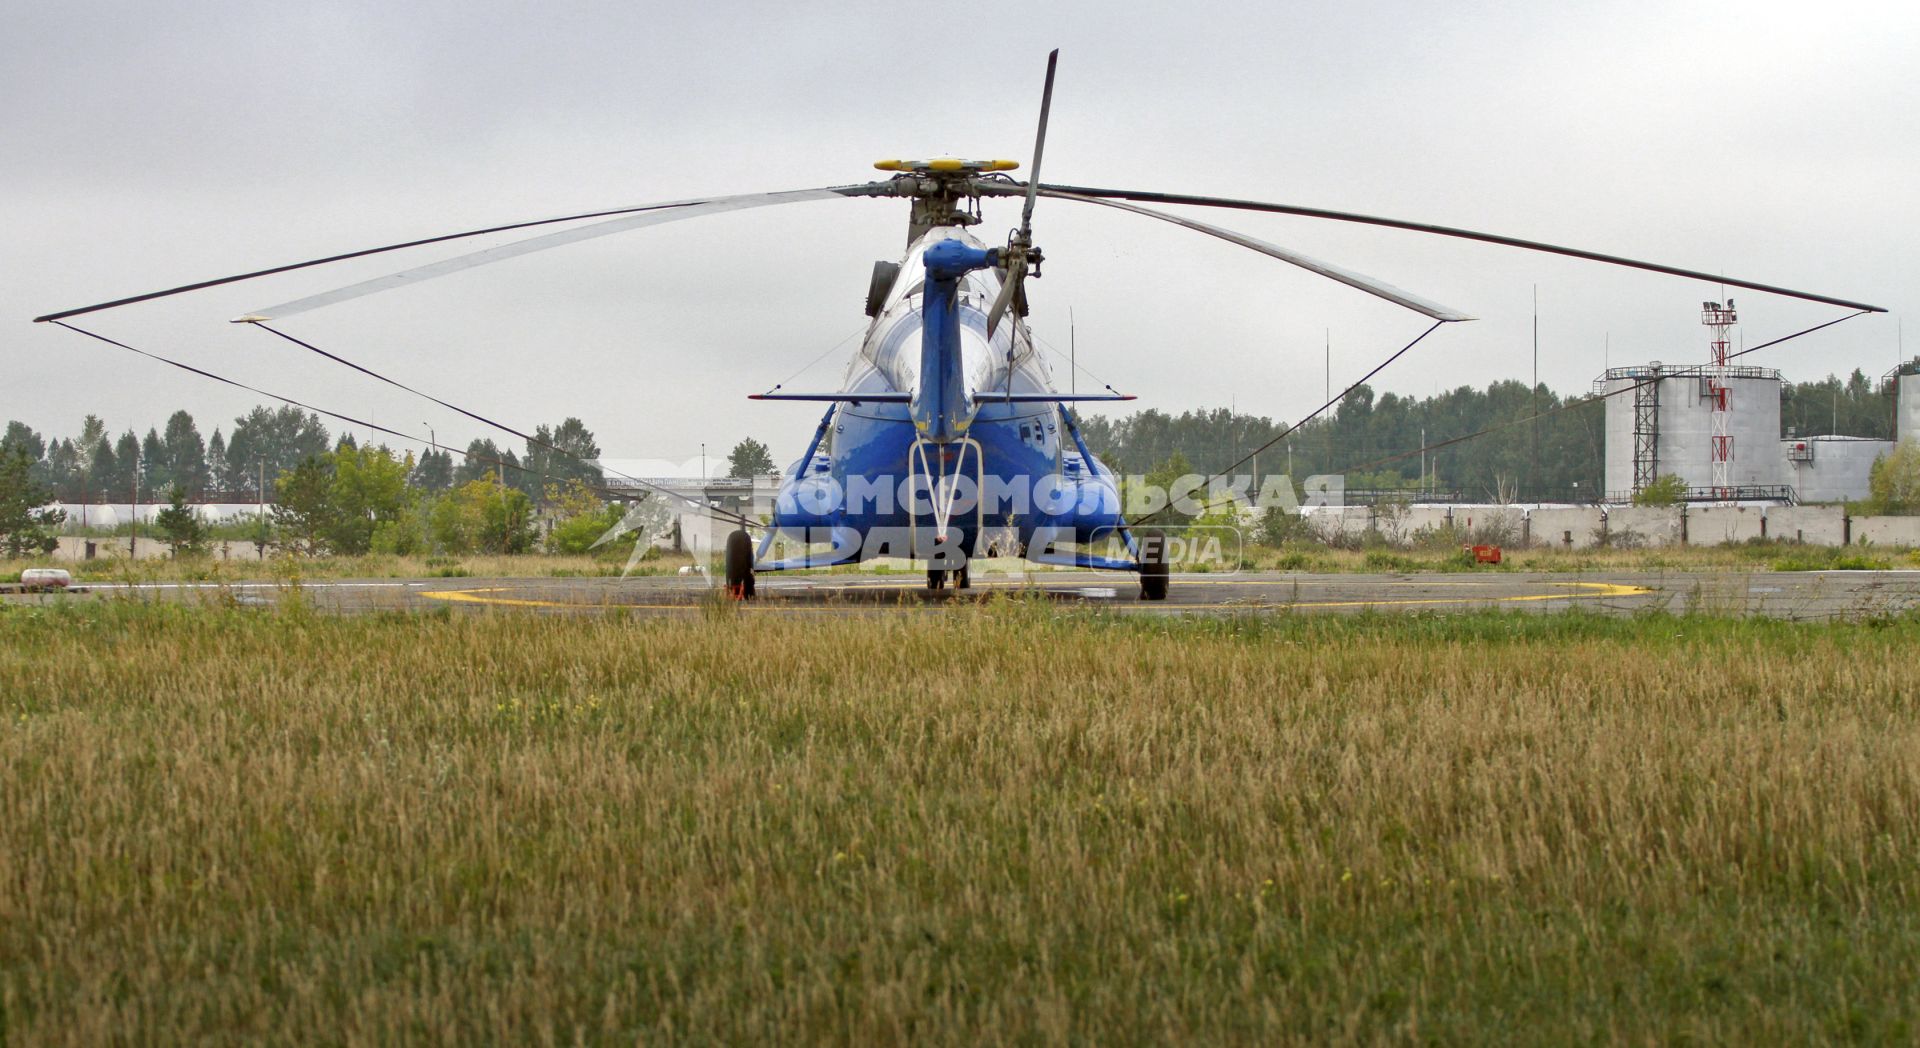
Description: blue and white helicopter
xmin=36 ymin=51 xmax=1881 ymax=599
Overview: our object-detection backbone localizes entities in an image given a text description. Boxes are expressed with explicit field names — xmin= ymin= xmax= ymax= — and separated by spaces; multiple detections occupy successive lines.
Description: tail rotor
xmin=986 ymin=48 xmax=1057 ymax=339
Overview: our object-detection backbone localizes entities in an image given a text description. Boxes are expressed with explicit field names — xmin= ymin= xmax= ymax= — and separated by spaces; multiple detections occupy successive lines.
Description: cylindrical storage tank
xmin=1783 ymin=436 xmax=1897 ymax=503
xmin=1602 ymin=365 xmax=1783 ymax=497
xmin=19 ymin=568 xmax=72 ymax=589
xmin=1601 ymin=369 xmax=1642 ymax=496
xmin=1899 ymin=372 xmax=1920 ymax=445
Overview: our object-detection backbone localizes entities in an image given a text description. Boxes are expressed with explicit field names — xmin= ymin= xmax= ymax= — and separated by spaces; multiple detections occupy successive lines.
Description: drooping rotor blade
xmin=1022 ymin=183 xmax=1887 ymax=314
xmin=239 ymin=186 xmax=886 ymax=322
xmin=34 ymin=183 xmax=895 ymax=324
xmin=1033 ymin=188 xmax=1474 ymax=322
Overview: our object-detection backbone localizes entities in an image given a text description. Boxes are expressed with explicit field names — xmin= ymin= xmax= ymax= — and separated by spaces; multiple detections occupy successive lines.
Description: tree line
xmin=0 ymin=407 xmax=611 ymax=505
xmin=1077 ymin=369 xmax=1907 ymax=502
xmin=0 ymin=403 xmax=789 ymax=557
xmin=3 ymin=406 xmax=786 ymax=508
xmin=7 ymin=366 xmax=1897 ymax=522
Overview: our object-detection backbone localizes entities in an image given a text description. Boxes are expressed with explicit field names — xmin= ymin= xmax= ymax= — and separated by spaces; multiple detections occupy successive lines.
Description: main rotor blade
xmin=1020 ymin=49 xmax=1059 ymax=239
xmin=1035 ymin=188 xmax=1474 ymax=322
xmin=1028 ymin=183 xmax=1887 ymax=314
xmin=241 ymin=186 xmax=883 ymax=322
xmin=35 ymin=183 xmax=893 ymax=324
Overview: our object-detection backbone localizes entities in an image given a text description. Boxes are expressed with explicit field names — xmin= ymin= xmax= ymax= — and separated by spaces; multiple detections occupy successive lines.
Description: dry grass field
xmin=3 ymin=597 xmax=1918 ymax=1043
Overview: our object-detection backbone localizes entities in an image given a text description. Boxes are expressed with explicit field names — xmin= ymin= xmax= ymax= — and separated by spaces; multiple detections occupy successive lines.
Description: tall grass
xmin=3 ymin=601 xmax=1917 ymax=1043
xmin=0 ymin=550 xmax=698 ymax=585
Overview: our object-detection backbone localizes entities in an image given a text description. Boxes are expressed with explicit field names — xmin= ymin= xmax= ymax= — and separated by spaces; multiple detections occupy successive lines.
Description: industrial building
xmin=1600 ymin=304 xmax=1917 ymax=503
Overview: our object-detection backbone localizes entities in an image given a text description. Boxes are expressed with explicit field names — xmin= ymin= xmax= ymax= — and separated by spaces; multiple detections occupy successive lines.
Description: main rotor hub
xmin=873 ymin=161 xmax=1014 ymax=243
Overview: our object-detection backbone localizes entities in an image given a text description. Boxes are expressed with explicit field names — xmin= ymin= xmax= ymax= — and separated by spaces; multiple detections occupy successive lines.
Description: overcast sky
xmin=6 ymin=0 xmax=1915 ymax=473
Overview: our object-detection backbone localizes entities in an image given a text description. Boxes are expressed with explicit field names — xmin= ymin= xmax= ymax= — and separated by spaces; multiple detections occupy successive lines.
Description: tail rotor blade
xmin=997 ymin=48 xmax=1059 ymax=339
xmin=986 ymin=255 xmax=1025 ymax=337
xmin=1020 ymin=49 xmax=1059 ymax=238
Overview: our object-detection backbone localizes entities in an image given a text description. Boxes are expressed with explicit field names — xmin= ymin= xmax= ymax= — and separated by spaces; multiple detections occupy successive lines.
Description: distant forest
xmin=1078 ymin=368 xmax=1906 ymax=502
xmin=3 ymin=367 xmax=1905 ymax=506
xmin=0 ymin=406 xmax=604 ymax=505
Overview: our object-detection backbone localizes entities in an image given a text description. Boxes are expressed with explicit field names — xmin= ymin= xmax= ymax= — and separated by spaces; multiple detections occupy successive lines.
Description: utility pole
xmin=1420 ymin=426 xmax=1427 ymax=495
xmin=1531 ymin=284 xmax=1539 ymax=501
xmin=1069 ymin=308 xmax=1077 ymax=399
xmin=129 ymin=450 xmax=139 ymax=559
xmin=256 ymin=458 xmax=267 ymax=556
xmin=1067 ymin=307 xmax=1082 ymax=397
xmin=420 ymin=424 xmax=436 ymax=493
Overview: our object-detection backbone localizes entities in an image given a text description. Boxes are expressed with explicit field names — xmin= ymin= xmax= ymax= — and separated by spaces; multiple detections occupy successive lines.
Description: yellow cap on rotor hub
xmin=874 ymin=158 xmax=1020 ymax=174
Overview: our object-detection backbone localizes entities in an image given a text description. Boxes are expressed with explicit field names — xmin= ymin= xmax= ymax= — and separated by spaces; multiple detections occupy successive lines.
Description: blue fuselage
xmin=758 ymin=227 xmax=1132 ymax=570
xmin=771 ymin=401 xmax=1125 ymax=563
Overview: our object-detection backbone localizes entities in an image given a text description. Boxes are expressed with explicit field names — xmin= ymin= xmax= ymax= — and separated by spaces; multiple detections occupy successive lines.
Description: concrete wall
xmin=1451 ymin=506 xmax=1524 ymax=543
xmin=1528 ymin=507 xmax=1606 ymax=549
xmin=1304 ymin=506 xmax=1373 ymax=544
xmin=1605 ymin=506 xmax=1685 ymax=547
xmin=47 ymin=537 xmax=266 ymax=562
xmin=674 ymin=510 xmax=734 ymax=559
xmin=1402 ymin=506 xmax=1453 ymax=538
xmin=1852 ymin=516 xmax=1920 ymax=548
xmin=1765 ymin=505 xmax=1847 ymax=546
xmin=1688 ymin=505 xmax=1766 ymax=545
xmin=56 ymin=503 xmax=267 ymax=529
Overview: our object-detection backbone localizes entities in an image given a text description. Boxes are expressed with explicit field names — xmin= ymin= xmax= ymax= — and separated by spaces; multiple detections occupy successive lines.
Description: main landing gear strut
xmin=724 ymin=529 xmax=756 ymax=600
xmin=1136 ymin=527 xmax=1169 ymax=601
xmin=925 ymin=563 xmax=971 ymax=592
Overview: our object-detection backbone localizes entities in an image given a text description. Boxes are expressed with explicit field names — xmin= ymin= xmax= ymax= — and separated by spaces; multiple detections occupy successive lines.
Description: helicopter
xmin=34 ymin=50 xmax=1882 ymax=600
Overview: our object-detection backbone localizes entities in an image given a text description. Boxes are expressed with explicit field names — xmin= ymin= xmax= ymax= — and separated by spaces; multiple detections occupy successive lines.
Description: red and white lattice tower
xmin=1702 ymin=299 xmax=1738 ymax=497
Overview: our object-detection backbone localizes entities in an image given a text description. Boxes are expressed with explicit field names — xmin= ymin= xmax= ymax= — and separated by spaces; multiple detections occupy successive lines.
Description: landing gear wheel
xmin=926 ymin=568 xmax=947 ymax=592
xmin=956 ymin=564 xmax=971 ymax=589
xmin=724 ymin=529 xmax=756 ymax=600
xmin=1137 ymin=528 xmax=1170 ymax=602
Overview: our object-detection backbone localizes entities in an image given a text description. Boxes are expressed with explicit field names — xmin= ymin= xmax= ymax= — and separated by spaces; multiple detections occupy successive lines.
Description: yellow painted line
xmin=1164 ymin=580 xmax=1653 ymax=611
xmin=420 ymin=580 xmax=1652 ymax=612
xmin=421 ymin=587 xmax=582 ymax=609
xmin=417 ymin=585 xmax=891 ymax=610
xmin=767 ymin=576 xmax=1525 ymax=591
